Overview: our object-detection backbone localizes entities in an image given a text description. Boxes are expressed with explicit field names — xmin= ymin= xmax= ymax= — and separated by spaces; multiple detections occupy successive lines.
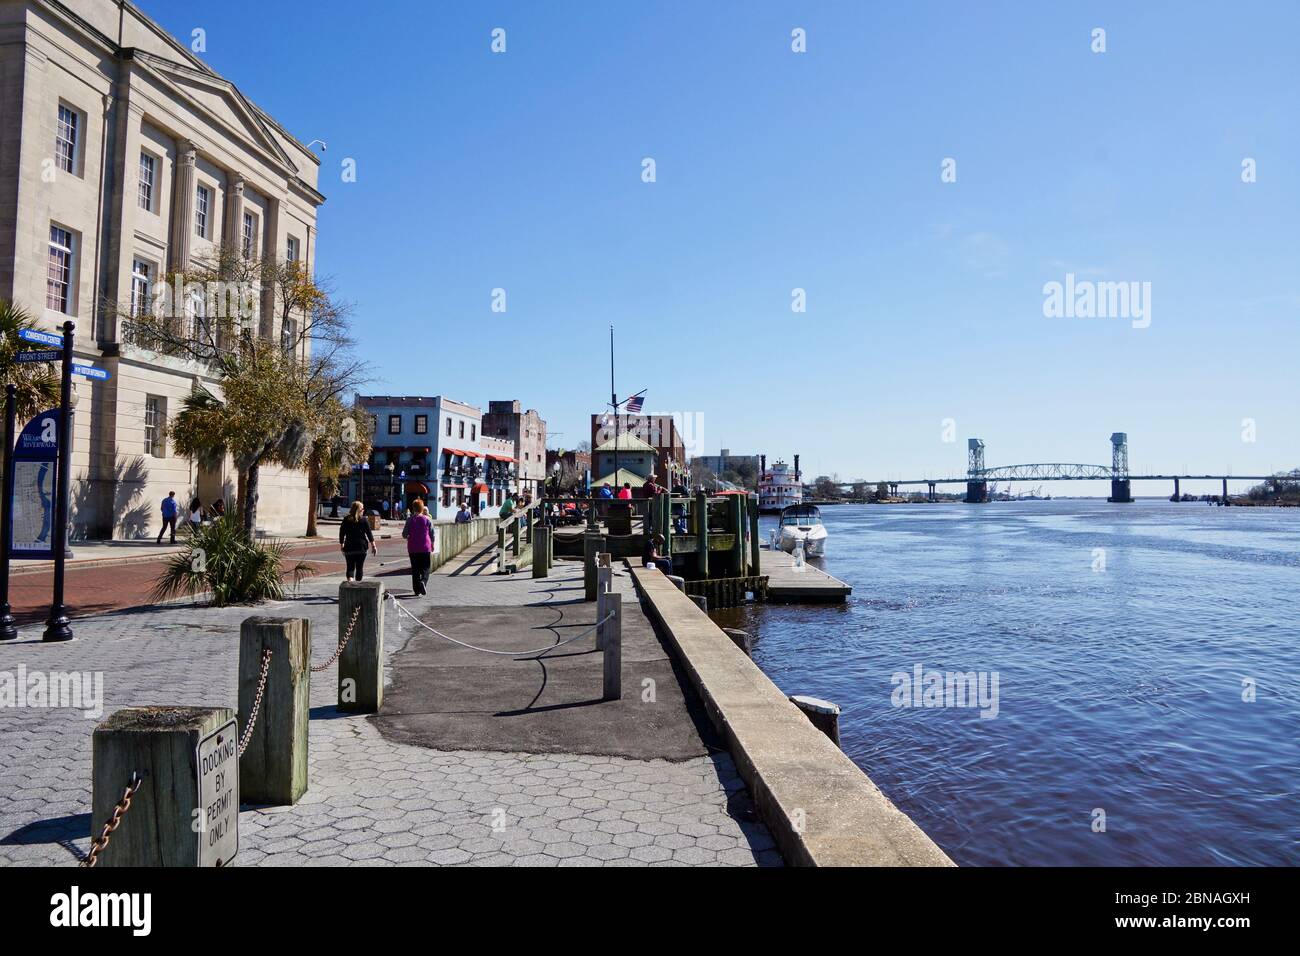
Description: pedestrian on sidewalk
xmin=187 ymin=497 xmax=204 ymax=532
xmin=403 ymin=499 xmax=436 ymax=595
xmin=157 ymin=491 xmax=179 ymax=544
xmin=339 ymin=501 xmax=376 ymax=580
xmin=455 ymin=501 xmax=472 ymax=523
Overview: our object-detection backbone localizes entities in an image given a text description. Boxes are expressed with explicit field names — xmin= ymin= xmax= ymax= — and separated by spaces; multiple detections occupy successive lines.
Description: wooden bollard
xmin=691 ymin=594 xmax=708 ymax=613
xmin=667 ymin=574 xmax=686 ymax=593
xmin=532 ymin=526 xmax=551 ymax=578
xmin=583 ymin=532 xmax=606 ymax=601
xmin=338 ymin=580 xmax=384 ymax=712
xmin=596 ymin=565 xmax=612 ymax=596
xmin=723 ymin=627 xmax=752 ymax=657
xmin=91 ymin=706 xmax=239 ymax=866
xmin=600 ymin=592 xmax=622 ymax=700
xmin=238 ymin=617 xmax=310 ymax=805
xmin=790 ymin=694 xmax=841 ymax=748
xmin=598 ymin=551 xmax=612 ymax=568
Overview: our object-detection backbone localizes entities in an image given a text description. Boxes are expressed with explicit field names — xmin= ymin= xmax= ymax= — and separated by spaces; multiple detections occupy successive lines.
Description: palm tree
xmin=0 ymin=299 xmax=62 ymax=421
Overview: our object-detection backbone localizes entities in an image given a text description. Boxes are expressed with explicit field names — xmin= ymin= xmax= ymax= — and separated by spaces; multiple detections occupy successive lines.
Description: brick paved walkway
xmin=0 ymin=547 xmax=780 ymax=867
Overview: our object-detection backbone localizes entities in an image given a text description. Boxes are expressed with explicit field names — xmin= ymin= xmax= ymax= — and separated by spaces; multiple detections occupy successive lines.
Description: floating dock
xmin=761 ymin=545 xmax=852 ymax=602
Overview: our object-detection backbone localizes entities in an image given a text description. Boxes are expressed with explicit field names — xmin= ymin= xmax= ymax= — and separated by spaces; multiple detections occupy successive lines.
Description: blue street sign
xmin=18 ymin=328 xmax=63 ymax=347
xmin=70 ymin=363 xmax=110 ymax=381
xmin=15 ymin=349 xmax=61 ymax=363
xmin=9 ymin=408 xmax=60 ymax=560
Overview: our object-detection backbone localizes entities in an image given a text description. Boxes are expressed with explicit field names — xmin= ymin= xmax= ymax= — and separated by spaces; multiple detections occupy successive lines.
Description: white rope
xmin=389 ymin=594 xmax=613 ymax=658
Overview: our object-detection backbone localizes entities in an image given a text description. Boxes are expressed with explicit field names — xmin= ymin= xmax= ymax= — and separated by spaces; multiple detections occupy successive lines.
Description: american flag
xmin=625 ymin=394 xmax=644 ymax=414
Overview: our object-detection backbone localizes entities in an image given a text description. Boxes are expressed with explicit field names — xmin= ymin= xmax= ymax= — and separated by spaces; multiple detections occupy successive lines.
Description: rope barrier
xmin=388 ymin=594 xmax=613 ymax=658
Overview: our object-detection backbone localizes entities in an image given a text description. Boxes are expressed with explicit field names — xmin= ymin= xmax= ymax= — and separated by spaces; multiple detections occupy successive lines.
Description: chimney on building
xmin=760 ymin=454 xmax=767 ymax=475
xmin=794 ymin=454 xmax=800 ymax=480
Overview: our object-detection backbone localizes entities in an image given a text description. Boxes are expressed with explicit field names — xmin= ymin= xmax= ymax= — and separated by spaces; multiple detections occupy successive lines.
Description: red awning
xmin=442 ymin=447 xmax=482 ymax=458
xmin=485 ymin=453 xmax=515 ymax=462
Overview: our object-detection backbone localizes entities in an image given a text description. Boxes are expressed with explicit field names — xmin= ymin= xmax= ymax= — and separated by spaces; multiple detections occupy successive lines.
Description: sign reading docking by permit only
xmin=196 ymin=718 xmax=239 ymax=866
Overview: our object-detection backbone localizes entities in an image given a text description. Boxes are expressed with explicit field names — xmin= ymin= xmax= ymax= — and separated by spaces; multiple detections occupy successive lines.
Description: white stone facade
xmin=0 ymin=0 xmax=324 ymax=538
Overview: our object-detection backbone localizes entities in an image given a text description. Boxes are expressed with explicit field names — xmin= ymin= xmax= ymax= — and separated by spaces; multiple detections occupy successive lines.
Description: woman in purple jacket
xmin=402 ymin=499 xmax=437 ymax=596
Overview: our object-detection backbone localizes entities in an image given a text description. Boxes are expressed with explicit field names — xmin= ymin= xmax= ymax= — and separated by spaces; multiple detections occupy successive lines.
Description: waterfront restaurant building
xmin=0 ymin=0 xmax=325 ymax=538
xmin=354 ymin=395 xmax=518 ymax=520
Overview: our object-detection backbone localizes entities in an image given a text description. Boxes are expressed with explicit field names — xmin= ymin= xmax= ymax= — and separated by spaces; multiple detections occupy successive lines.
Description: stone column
xmin=225 ymin=173 xmax=245 ymax=250
xmin=261 ymin=193 xmax=282 ymax=338
xmin=169 ymin=140 xmax=196 ymax=272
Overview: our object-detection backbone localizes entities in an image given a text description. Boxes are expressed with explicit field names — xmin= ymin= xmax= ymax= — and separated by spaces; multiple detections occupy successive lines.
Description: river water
xmin=713 ymin=500 xmax=1300 ymax=866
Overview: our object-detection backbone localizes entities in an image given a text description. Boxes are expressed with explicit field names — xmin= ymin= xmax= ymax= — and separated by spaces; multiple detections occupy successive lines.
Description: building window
xmin=143 ymin=395 xmax=165 ymax=457
xmin=281 ymin=317 xmax=297 ymax=353
xmin=138 ymin=152 xmax=155 ymax=211
xmin=388 ymin=414 xmax=401 ymax=435
xmin=470 ymin=424 xmax=476 ymax=441
xmin=442 ymin=487 xmax=451 ymax=508
xmin=195 ymin=184 xmax=210 ymax=238
xmin=242 ymin=211 xmax=257 ymax=258
xmin=415 ymin=414 xmax=427 ymax=435
xmin=459 ymin=421 xmax=465 ymax=439
xmin=286 ymin=236 xmax=299 ymax=263
xmin=55 ymin=104 xmax=78 ymax=174
xmin=46 ymin=225 xmax=74 ymax=313
xmin=370 ymin=414 xmax=378 ymax=436
xmin=446 ymin=417 xmax=452 ymax=436
xmin=130 ymin=259 xmax=152 ymax=317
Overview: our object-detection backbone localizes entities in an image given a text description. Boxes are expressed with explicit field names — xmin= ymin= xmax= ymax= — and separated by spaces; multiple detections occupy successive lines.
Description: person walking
xmin=403 ymin=499 xmax=436 ymax=596
xmin=339 ymin=501 xmax=376 ymax=580
xmin=187 ymin=496 xmax=204 ymax=532
xmin=157 ymin=491 xmax=179 ymax=544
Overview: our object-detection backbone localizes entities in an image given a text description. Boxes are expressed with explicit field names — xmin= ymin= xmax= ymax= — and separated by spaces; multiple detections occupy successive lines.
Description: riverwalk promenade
xmin=0 ymin=535 xmax=780 ymax=867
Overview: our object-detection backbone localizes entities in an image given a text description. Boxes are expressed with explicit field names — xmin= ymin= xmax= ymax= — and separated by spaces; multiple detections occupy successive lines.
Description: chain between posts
xmin=312 ymin=604 xmax=362 ymax=673
xmin=81 ymin=773 xmax=143 ymax=867
xmin=238 ymin=648 xmax=273 ymax=756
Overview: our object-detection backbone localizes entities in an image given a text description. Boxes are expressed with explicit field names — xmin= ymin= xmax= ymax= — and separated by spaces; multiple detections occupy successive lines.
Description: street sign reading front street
xmin=14 ymin=349 xmax=61 ymax=363
xmin=17 ymin=328 xmax=63 ymax=347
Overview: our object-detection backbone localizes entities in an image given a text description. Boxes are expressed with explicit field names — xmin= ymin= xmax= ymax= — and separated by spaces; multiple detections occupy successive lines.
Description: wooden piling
xmin=238 ymin=617 xmax=310 ymax=805
xmin=338 ymin=580 xmax=384 ymax=713
xmin=600 ymin=592 xmax=622 ymax=700
xmin=91 ymin=706 xmax=238 ymax=866
xmin=584 ymin=532 xmax=606 ymax=601
xmin=532 ymin=526 xmax=551 ymax=578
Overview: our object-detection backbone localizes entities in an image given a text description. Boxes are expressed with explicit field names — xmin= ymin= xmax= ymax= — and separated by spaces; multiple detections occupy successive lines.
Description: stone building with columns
xmin=0 ymin=0 xmax=324 ymax=538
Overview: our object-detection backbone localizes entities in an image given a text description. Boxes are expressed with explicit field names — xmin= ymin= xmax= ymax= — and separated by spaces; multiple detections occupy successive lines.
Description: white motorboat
xmin=778 ymin=503 xmax=827 ymax=558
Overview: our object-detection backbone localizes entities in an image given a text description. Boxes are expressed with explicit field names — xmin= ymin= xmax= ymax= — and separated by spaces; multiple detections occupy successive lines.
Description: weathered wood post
xmin=583 ymin=531 xmax=606 ymax=601
xmin=497 ymin=525 xmax=507 ymax=573
xmin=728 ymin=492 xmax=744 ymax=577
xmin=695 ymin=490 xmax=709 ymax=578
xmin=91 ymin=706 xmax=239 ymax=866
xmin=532 ymin=525 xmax=551 ymax=578
xmin=749 ymin=497 xmax=760 ymax=576
xmin=667 ymin=574 xmax=686 ymax=592
xmin=598 ymin=551 xmax=611 ymax=568
xmin=511 ymin=515 xmax=520 ymax=556
xmin=691 ymin=594 xmax=708 ymax=613
xmin=596 ymin=565 xmax=612 ymax=602
xmin=723 ymin=627 xmax=752 ymax=657
xmin=600 ymin=592 xmax=622 ymax=700
xmin=338 ymin=580 xmax=384 ymax=712
xmin=790 ymin=694 xmax=841 ymax=747
xmin=238 ymin=617 xmax=310 ymax=805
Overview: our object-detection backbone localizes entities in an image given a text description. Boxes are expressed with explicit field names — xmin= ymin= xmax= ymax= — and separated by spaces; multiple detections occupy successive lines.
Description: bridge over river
xmin=851 ymin=434 xmax=1287 ymax=503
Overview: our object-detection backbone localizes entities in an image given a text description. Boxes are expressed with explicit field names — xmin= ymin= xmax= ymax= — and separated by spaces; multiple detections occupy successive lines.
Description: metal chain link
xmin=311 ymin=604 xmax=362 ymax=673
xmin=81 ymin=773 xmax=143 ymax=867
xmin=238 ymin=648 xmax=273 ymax=756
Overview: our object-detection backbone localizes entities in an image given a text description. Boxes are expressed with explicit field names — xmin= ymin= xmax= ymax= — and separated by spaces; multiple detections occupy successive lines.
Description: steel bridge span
xmin=850 ymin=435 xmax=1285 ymax=503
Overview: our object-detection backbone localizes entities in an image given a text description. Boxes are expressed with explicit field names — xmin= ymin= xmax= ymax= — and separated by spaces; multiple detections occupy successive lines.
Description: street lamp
xmin=386 ymin=462 xmax=395 ymax=519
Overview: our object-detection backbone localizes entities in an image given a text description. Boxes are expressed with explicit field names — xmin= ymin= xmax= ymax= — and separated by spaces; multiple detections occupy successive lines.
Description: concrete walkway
xmin=0 ymin=543 xmax=780 ymax=867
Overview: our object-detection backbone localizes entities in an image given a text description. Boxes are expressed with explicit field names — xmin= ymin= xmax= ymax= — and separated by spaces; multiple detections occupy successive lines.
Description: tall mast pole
xmin=610 ymin=325 xmax=618 ymax=486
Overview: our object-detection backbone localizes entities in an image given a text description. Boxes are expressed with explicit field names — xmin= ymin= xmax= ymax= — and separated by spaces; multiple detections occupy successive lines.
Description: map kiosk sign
xmin=8 ymin=408 xmax=59 ymax=560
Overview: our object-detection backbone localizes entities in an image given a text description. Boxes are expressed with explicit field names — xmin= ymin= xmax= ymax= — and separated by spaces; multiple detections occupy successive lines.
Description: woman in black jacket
xmin=339 ymin=501 xmax=376 ymax=580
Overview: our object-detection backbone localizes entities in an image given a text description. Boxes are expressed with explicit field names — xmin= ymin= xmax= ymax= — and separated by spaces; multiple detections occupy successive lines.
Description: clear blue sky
xmin=142 ymin=1 xmax=1299 ymax=491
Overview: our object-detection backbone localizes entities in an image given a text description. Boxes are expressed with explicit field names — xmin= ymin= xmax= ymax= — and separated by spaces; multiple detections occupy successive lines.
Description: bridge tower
xmin=965 ymin=438 xmax=987 ymax=503
xmin=1107 ymin=432 xmax=1133 ymax=503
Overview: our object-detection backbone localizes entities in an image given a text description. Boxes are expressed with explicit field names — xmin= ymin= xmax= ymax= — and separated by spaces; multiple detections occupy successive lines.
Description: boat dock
xmin=761 ymin=544 xmax=852 ymax=602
